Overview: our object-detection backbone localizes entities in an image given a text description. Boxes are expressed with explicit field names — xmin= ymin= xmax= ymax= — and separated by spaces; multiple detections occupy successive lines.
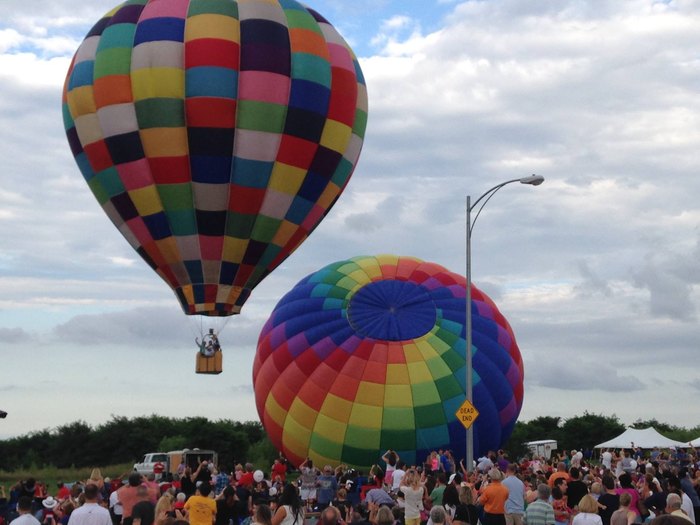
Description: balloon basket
xmin=196 ymin=352 xmax=222 ymax=374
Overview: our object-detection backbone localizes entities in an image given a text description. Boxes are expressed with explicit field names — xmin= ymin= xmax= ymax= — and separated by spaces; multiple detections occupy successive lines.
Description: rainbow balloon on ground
xmin=62 ymin=0 xmax=367 ymax=317
xmin=253 ymin=255 xmax=524 ymax=468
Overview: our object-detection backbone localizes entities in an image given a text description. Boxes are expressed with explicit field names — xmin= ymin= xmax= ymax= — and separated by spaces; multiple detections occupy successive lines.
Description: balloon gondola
xmin=62 ymin=0 xmax=368 ymax=373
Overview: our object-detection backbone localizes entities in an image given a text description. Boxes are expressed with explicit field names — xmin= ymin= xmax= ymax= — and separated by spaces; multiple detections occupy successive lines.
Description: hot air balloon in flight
xmin=62 ymin=0 xmax=368 ymax=371
xmin=253 ymin=255 xmax=524 ymax=468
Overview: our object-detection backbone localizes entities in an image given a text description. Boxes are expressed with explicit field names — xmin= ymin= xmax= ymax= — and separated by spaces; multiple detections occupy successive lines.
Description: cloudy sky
xmin=1 ymin=0 xmax=699 ymax=441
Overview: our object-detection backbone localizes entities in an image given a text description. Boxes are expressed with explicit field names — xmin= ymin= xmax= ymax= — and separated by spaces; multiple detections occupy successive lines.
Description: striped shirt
xmin=524 ymin=499 xmax=555 ymax=525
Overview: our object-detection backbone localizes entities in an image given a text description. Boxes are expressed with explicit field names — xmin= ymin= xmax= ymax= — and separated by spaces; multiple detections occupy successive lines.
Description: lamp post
xmin=465 ymin=174 xmax=544 ymax=472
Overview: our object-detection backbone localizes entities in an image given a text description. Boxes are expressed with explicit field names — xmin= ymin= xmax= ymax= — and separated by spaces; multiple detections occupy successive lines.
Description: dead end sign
xmin=455 ymin=399 xmax=480 ymax=429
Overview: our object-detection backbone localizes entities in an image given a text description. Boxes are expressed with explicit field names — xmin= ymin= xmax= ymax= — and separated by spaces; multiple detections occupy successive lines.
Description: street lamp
xmin=465 ymin=174 xmax=544 ymax=471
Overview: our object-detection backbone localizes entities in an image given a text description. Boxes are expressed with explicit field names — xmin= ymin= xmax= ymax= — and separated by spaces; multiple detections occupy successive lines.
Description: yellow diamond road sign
xmin=455 ymin=399 xmax=479 ymax=429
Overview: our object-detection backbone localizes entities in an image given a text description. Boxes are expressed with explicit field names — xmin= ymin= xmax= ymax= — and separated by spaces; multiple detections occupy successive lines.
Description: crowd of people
xmin=1 ymin=445 xmax=699 ymax=525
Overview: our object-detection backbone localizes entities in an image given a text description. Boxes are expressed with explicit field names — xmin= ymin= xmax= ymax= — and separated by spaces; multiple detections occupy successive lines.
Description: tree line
xmin=0 ymin=415 xmax=273 ymax=472
xmin=503 ymin=412 xmax=700 ymax=459
xmin=1 ymin=412 xmax=697 ymax=473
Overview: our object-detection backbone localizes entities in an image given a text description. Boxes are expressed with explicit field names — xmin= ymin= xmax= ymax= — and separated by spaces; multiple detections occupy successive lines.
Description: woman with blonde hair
xmin=401 ymin=469 xmax=426 ymax=525
xmin=572 ymin=495 xmax=603 ymax=525
xmin=371 ymin=506 xmax=395 ymax=525
xmin=453 ymin=485 xmax=478 ymax=525
xmin=88 ymin=468 xmax=105 ymax=489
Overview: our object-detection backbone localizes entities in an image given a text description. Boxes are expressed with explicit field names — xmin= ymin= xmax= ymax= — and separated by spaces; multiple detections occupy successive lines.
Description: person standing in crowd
xmin=271 ymin=484 xmax=304 ymax=525
xmin=453 ymin=485 xmax=479 ymax=525
xmin=571 ymin=495 xmax=602 ymax=525
xmin=549 ymin=464 xmax=569 ymax=489
xmin=10 ymin=497 xmax=40 ymax=525
xmin=429 ymin=506 xmax=451 ymax=525
xmin=666 ymin=494 xmax=693 ymax=523
xmin=253 ymin=504 xmax=273 ymax=525
xmin=667 ymin=477 xmax=696 ymax=525
xmin=597 ymin=476 xmax=620 ymax=525
xmin=551 ymin=485 xmax=571 ymax=525
xmin=616 ymin=474 xmax=642 ymax=522
xmin=524 ymin=484 xmax=554 ymax=525
xmin=600 ymin=450 xmax=613 ymax=472
xmin=316 ymin=466 xmax=338 ymax=510
xmin=184 ymin=483 xmax=216 ymax=525
xmin=503 ymin=464 xmax=525 ymax=525
xmin=566 ymin=468 xmax=588 ymax=510
xmin=477 ymin=469 xmax=509 ymax=525
xmin=271 ymin=460 xmax=287 ymax=485
xmin=610 ymin=492 xmax=635 ymax=525
xmin=382 ymin=450 xmax=400 ymax=487
xmin=131 ymin=487 xmax=155 ymax=525
xmin=430 ymin=474 xmax=448 ymax=507
xmin=319 ymin=507 xmax=341 ymax=525
xmin=108 ymin=485 xmax=123 ymax=525
xmin=298 ymin=459 xmax=319 ymax=508
xmin=117 ymin=474 xmax=144 ymax=525
xmin=401 ymin=470 xmax=426 ymax=525
xmin=67 ymin=485 xmax=111 ymax=525
xmin=679 ymin=469 xmax=700 ymax=522
xmin=215 ymin=486 xmax=238 ymax=525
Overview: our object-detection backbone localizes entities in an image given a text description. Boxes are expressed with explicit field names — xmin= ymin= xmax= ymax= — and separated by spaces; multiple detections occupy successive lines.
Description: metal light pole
xmin=465 ymin=174 xmax=544 ymax=472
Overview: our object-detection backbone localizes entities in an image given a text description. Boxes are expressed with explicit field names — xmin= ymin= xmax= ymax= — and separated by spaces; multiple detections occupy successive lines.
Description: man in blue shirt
xmin=502 ymin=464 xmax=525 ymax=525
xmin=317 ymin=465 xmax=339 ymax=510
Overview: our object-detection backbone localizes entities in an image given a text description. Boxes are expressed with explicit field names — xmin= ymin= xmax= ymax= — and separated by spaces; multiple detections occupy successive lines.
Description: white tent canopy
xmin=594 ymin=427 xmax=688 ymax=449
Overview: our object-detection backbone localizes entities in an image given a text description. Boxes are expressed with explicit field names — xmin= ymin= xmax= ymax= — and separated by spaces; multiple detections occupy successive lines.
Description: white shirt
xmin=11 ymin=515 xmax=41 ymax=525
xmin=392 ymin=469 xmax=406 ymax=491
xmin=681 ymin=493 xmax=696 ymax=525
xmin=109 ymin=491 xmax=123 ymax=516
xmin=67 ymin=503 xmax=112 ymax=525
xmin=601 ymin=452 xmax=612 ymax=470
xmin=572 ymin=512 xmax=603 ymax=525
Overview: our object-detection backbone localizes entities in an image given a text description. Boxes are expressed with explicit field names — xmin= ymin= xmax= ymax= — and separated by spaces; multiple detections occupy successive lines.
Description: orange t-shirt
xmin=480 ymin=481 xmax=509 ymax=514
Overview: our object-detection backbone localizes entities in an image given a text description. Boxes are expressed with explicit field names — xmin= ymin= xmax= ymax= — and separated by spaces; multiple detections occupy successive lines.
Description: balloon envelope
xmin=253 ymin=255 xmax=524 ymax=468
xmin=62 ymin=0 xmax=368 ymax=316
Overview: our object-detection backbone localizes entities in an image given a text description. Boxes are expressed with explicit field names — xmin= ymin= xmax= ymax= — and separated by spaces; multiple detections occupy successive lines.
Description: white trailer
xmin=525 ymin=439 xmax=557 ymax=459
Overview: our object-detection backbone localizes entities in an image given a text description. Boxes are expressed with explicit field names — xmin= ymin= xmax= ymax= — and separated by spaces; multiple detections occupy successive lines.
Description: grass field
xmin=0 ymin=463 xmax=134 ymax=493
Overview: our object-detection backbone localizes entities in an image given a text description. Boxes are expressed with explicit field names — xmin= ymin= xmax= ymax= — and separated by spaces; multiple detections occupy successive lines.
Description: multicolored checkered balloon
xmin=62 ymin=0 xmax=368 ymax=316
xmin=253 ymin=255 xmax=524 ymax=468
